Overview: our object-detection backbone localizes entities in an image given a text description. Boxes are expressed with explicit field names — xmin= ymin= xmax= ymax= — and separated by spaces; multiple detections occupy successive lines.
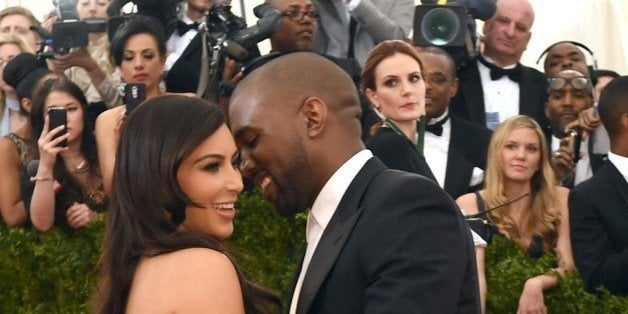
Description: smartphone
xmin=567 ymin=127 xmax=582 ymax=163
xmin=48 ymin=106 xmax=68 ymax=148
xmin=124 ymin=83 xmax=147 ymax=116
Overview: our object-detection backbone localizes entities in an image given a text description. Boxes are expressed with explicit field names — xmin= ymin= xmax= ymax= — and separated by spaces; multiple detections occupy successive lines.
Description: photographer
xmin=48 ymin=0 xmax=119 ymax=112
xmin=545 ymin=70 xmax=598 ymax=188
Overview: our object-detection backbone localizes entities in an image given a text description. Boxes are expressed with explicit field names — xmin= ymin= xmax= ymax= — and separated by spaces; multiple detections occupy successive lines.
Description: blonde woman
xmin=0 ymin=34 xmax=33 ymax=136
xmin=456 ymin=115 xmax=573 ymax=314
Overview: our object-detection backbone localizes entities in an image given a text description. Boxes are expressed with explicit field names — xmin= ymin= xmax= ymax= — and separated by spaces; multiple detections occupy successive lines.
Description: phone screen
xmin=48 ymin=106 xmax=68 ymax=147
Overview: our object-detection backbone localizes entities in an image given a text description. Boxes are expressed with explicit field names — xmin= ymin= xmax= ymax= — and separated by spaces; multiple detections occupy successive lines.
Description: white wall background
xmin=5 ymin=0 xmax=627 ymax=74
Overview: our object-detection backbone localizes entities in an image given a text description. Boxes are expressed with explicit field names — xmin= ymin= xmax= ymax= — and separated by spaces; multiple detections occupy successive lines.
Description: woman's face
xmin=119 ymin=33 xmax=164 ymax=93
xmin=500 ymin=127 xmax=541 ymax=182
xmin=0 ymin=14 xmax=39 ymax=52
xmin=76 ymin=0 xmax=111 ymax=20
xmin=44 ymin=91 xmax=85 ymax=145
xmin=0 ymin=43 xmax=21 ymax=93
xmin=365 ymin=53 xmax=425 ymax=124
xmin=177 ymin=124 xmax=244 ymax=240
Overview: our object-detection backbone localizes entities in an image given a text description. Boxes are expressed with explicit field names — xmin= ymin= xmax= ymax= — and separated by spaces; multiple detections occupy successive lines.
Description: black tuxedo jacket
xmin=444 ymin=115 xmax=492 ymax=199
xmin=293 ymin=157 xmax=480 ymax=313
xmin=569 ymin=161 xmax=628 ymax=295
xmin=365 ymin=127 xmax=437 ymax=182
xmin=164 ymin=33 xmax=202 ymax=93
xmin=450 ymin=56 xmax=549 ymax=130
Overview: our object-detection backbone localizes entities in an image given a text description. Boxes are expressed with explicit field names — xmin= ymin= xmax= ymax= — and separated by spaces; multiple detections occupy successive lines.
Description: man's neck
xmin=187 ymin=8 xmax=204 ymax=22
xmin=483 ymin=50 xmax=520 ymax=68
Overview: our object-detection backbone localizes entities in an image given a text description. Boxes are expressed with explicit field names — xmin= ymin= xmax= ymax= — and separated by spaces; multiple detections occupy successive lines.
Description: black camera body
xmin=205 ymin=3 xmax=282 ymax=63
xmin=49 ymin=19 xmax=107 ymax=54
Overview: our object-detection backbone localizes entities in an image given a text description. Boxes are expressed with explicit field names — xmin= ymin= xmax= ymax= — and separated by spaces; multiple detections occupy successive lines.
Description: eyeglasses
xmin=425 ymin=75 xmax=454 ymax=86
xmin=281 ymin=10 xmax=321 ymax=22
xmin=0 ymin=55 xmax=15 ymax=68
xmin=548 ymin=76 xmax=590 ymax=92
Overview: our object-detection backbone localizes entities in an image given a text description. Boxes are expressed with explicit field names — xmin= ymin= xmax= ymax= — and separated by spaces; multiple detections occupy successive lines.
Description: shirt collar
xmin=310 ymin=149 xmax=373 ymax=231
xmin=607 ymin=151 xmax=628 ymax=183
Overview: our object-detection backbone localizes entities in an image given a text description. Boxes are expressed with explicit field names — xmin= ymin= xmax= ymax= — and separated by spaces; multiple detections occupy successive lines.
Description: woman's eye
xmin=122 ymin=54 xmax=134 ymax=61
xmin=203 ymin=163 xmax=220 ymax=172
xmin=410 ymin=74 xmax=421 ymax=82
xmin=142 ymin=52 xmax=155 ymax=60
xmin=384 ymin=79 xmax=397 ymax=87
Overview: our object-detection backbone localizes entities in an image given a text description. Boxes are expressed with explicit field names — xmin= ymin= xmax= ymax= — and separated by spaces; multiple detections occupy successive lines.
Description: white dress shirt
xmin=424 ymin=110 xmax=451 ymax=188
xmin=608 ymin=151 xmax=628 ymax=184
xmin=165 ymin=14 xmax=198 ymax=71
xmin=289 ymin=149 xmax=373 ymax=314
xmin=478 ymin=55 xmax=520 ymax=130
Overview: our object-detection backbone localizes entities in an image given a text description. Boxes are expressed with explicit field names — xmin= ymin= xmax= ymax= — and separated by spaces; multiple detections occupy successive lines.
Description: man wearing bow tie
xmin=164 ymin=0 xmax=213 ymax=93
xmin=450 ymin=0 xmax=548 ymax=132
xmin=418 ymin=46 xmax=492 ymax=199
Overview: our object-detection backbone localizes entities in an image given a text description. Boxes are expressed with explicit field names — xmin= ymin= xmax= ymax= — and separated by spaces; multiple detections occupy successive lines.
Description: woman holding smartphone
xmin=95 ymin=15 xmax=169 ymax=197
xmin=29 ymin=77 xmax=107 ymax=232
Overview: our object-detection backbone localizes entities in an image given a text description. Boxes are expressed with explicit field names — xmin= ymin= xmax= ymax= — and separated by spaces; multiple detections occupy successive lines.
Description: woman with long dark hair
xmin=95 ymin=95 xmax=280 ymax=313
xmin=29 ymin=77 xmax=106 ymax=231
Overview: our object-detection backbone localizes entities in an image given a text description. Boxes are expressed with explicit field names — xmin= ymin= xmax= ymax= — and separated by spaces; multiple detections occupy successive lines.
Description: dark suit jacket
xmin=450 ymin=56 xmax=549 ymax=130
xmin=365 ymin=127 xmax=437 ymax=182
xmin=444 ymin=115 xmax=492 ymax=199
xmin=294 ymin=157 xmax=480 ymax=313
xmin=164 ymin=31 xmax=203 ymax=93
xmin=569 ymin=161 xmax=628 ymax=295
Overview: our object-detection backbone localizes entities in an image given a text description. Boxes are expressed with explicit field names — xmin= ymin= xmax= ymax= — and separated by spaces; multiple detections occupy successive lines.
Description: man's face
xmin=270 ymin=0 xmax=317 ymax=53
xmin=229 ymin=88 xmax=315 ymax=216
xmin=418 ymin=52 xmax=458 ymax=120
xmin=545 ymin=71 xmax=593 ymax=138
xmin=544 ymin=42 xmax=589 ymax=78
xmin=482 ymin=0 xmax=533 ymax=62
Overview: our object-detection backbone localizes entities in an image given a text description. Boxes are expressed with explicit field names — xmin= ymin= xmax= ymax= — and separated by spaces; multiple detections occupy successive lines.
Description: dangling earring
xmin=371 ymin=102 xmax=386 ymax=120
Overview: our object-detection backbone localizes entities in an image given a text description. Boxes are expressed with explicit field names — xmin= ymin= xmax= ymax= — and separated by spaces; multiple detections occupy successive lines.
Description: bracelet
xmin=30 ymin=176 xmax=53 ymax=182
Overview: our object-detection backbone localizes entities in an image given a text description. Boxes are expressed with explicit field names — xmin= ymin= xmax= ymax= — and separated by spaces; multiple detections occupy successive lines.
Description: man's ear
xmin=544 ymin=101 xmax=550 ymax=119
xmin=300 ymin=96 xmax=327 ymax=138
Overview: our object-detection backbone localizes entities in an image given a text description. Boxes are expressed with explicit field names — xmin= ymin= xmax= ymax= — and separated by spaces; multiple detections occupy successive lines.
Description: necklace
xmin=72 ymin=160 xmax=89 ymax=173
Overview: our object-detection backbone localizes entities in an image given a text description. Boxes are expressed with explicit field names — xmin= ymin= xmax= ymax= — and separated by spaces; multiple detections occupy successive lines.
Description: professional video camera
xmin=203 ymin=2 xmax=283 ymax=63
xmin=33 ymin=0 xmax=108 ymax=56
xmin=413 ymin=0 xmax=496 ymax=68
xmin=196 ymin=2 xmax=282 ymax=100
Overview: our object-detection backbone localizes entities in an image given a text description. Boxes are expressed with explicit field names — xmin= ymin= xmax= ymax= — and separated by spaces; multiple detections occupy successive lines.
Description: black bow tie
xmin=478 ymin=55 xmax=523 ymax=83
xmin=176 ymin=20 xmax=199 ymax=36
xmin=425 ymin=114 xmax=449 ymax=136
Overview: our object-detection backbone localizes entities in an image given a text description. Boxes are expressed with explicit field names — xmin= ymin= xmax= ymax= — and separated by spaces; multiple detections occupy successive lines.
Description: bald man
xmin=451 ymin=0 xmax=548 ymax=132
xmin=229 ymin=52 xmax=480 ymax=313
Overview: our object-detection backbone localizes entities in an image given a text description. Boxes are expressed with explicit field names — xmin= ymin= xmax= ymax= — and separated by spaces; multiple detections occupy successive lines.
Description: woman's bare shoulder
xmin=456 ymin=191 xmax=481 ymax=215
xmin=127 ymin=248 xmax=244 ymax=312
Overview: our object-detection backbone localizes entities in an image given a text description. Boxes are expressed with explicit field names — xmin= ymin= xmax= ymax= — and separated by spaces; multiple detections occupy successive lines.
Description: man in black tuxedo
xmin=163 ymin=0 xmax=212 ymax=93
xmin=569 ymin=76 xmax=628 ymax=295
xmin=417 ymin=46 xmax=492 ymax=200
xmin=229 ymin=52 xmax=480 ymax=313
xmin=450 ymin=0 xmax=548 ymax=131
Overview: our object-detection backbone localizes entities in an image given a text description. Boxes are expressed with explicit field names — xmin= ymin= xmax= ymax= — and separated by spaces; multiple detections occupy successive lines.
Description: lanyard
xmin=384 ymin=116 xmax=426 ymax=157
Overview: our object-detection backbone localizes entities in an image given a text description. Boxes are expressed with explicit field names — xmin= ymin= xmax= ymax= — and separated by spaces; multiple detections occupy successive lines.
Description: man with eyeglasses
xmin=311 ymin=0 xmax=414 ymax=67
xmin=545 ymin=69 xmax=600 ymax=187
xmin=417 ymin=46 xmax=492 ymax=200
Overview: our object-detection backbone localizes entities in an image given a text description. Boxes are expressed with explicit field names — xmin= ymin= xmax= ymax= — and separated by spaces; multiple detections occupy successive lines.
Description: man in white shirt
xmin=229 ymin=52 xmax=480 ymax=313
xmin=164 ymin=0 xmax=213 ymax=93
xmin=417 ymin=46 xmax=492 ymax=199
xmin=450 ymin=0 xmax=548 ymax=131
xmin=569 ymin=75 xmax=628 ymax=295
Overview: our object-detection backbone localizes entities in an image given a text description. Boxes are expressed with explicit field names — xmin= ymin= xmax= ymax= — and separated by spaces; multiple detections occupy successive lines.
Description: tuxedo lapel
xmin=296 ymin=158 xmax=385 ymax=314
xmin=179 ymin=32 xmax=202 ymax=60
xmin=444 ymin=145 xmax=474 ymax=199
xmin=461 ymin=59 xmax=486 ymax=124
xmin=518 ymin=67 xmax=536 ymax=117
xmin=608 ymin=163 xmax=628 ymax=207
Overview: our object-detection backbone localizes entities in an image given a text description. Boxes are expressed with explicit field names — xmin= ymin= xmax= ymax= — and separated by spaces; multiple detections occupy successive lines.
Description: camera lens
xmin=420 ymin=8 xmax=461 ymax=46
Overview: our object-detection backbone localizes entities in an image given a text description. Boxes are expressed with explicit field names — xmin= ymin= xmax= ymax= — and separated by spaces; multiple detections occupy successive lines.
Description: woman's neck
xmin=503 ymin=180 xmax=532 ymax=218
xmin=147 ymin=86 xmax=161 ymax=99
xmin=391 ymin=119 xmax=418 ymax=144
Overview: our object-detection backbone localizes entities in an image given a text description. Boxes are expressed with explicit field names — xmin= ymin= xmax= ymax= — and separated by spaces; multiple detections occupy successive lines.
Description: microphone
xmin=27 ymin=159 xmax=40 ymax=178
xmin=465 ymin=193 xmax=530 ymax=219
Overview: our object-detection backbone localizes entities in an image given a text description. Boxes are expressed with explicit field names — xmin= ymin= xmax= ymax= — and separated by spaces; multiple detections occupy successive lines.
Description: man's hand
xmin=563 ymin=107 xmax=601 ymax=141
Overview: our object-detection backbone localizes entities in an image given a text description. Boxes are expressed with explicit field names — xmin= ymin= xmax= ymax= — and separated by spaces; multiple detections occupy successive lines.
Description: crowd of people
xmin=0 ymin=0 xmax=626 ymax=312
